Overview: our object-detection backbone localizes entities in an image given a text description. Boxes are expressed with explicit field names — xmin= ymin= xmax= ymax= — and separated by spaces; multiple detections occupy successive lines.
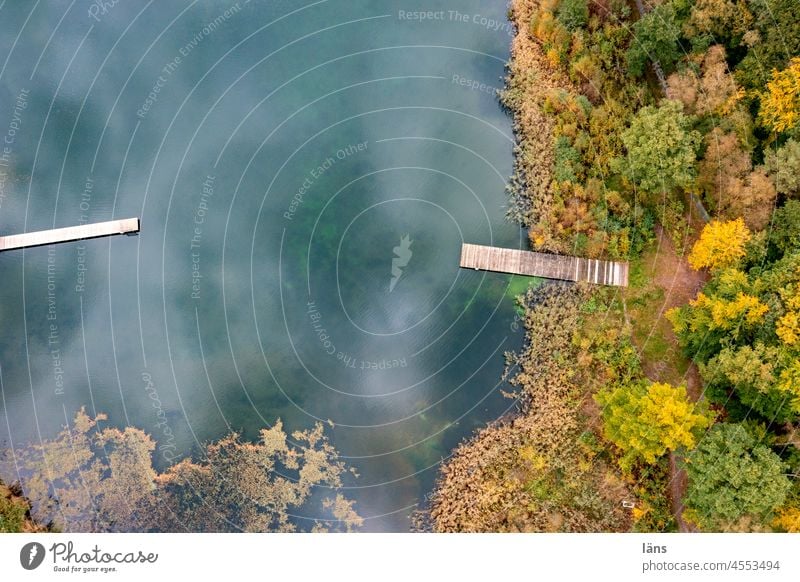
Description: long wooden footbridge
xmin=460 ymin=243 xmax=629 ymax=287
xmin=0 ymin=218 xmax=140 ymax=251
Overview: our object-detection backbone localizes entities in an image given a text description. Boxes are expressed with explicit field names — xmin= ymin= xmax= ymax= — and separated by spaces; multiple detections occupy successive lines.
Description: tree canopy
xmin=758 ymin=57 xmax=800 ymax=134
xmin=620 ymin=100 xmax=701 ymax=193
xmin=687 ymin=219 xmax=751 ymax=271
xmin=596 ymin=381 xmax=713 ymax=471
xmin=683 ymin=424 xmax=790 ymax=531
xmin=765 ymin=139 xmax=800 ymax=197
xmin=626 ymin=3 xmax=684 ymax=77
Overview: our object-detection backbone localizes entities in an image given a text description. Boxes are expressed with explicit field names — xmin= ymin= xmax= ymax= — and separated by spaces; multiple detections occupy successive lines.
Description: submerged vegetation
xmin=0 ymin=411 xmax=361 ymax=532
xmin=429 ymin=0 xmax=800 ymax=532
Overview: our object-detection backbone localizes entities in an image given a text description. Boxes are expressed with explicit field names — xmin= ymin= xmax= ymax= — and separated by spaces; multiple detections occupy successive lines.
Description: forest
xmin=428 ymin=0 xmax=800 ymax=532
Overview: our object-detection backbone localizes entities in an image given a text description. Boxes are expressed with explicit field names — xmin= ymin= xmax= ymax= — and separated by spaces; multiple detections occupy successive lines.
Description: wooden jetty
xmin=460 ymin=243 xmax=629 ymax=287
xmin=0 ymin=218 xmax=140 ymax=251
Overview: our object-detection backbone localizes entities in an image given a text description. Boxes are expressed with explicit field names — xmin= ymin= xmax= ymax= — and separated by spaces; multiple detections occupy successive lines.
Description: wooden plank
xmin=459 ymin=243 xmax=629 ymax=287
xmin=0 ymin=218 xmax=140 ymax=251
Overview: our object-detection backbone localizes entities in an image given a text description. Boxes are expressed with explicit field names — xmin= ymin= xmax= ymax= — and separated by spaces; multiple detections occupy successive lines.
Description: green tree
xmin=596 ymin=381 xmax=713 ymax=471
xmin=556 ymin=0 xmax=589 ymax=31
xmin=683 ymin=424 xmax=791 ymax=531
xmin=626 ymin=3 xmax=684 ymax=77
xmin=554 ymin=136 xmax=582 ymax=183
xmin=683 ymin=0 xmax=753 ymax=45
xmin=765 ymin=139 xmax=800 ymax=197
xmin=702 ymin=343 xmax=799 ymax=423
xmin=735 ymin=0 xmax=800 ymax=91
xmin=620 ymin=100 xmax=701 ymax=193
xmin=770 ymin=200 xmax=800 ymax=256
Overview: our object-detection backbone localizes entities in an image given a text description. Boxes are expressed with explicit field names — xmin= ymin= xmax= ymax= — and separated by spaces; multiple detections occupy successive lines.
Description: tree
xmin=683 ymin=424 xmax=791 ymax=531
xmin=588 ymin=99 xmax=628 ymax=177
xmin=736 ymin=168 xmax=777 ymax=230
xmin=759 ymin=57 xmax=800 ymax=134
xmin=696 ymin=131 xmax=776 ymax=229
xmin=668 ymin=46 xmax=743 ymax=116
xmin=765 ymin=139 xmax=800 ymax=197
xmin=683 ymin=0 xmax=752 ymax=44
xmin=675 ymin=248 xmax=800 ymax=421
xmin=626 ymin=3 xmax=684 ymax=77
xmin=688 ymin=218 xmax=751 ymax=271
xmin=773 ymin=506 xmax=800 ymax=532
xmin=620 ymin=100 xmax=701 ymax=193
xmin=596 ymin=382 xmax=713 ymax=471
xmin=704 ymin=46 xmax=745 ymax=117
xmin=668 ymin=267 xmax=768 ymax=361
xmin=770 ymin=201 xmax=800 ymax=256
xmin=556 ymin=0 xmax=588 ymax=31
xmin=702 ymin=343 xmax=799 ymax=423
xmin=735 ymin=0 xmax=800 ymax=90
xmin=678 ymin=290 xmax=768 ymax=334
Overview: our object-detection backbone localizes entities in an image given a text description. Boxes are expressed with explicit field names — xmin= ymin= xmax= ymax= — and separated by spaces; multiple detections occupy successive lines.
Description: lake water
xmin=0 ymin=0 xmax=526 ymax=531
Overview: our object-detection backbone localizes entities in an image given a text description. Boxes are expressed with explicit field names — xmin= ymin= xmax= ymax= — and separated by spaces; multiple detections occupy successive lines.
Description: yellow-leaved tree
xmin=773 ymin=507 xmax=800 ymax=533
xmin=776 ymin=284 xmax=800 ymax=345
xmin=595 ymin=382 xmax=713 ymax=471
xmin=689 ymin=292 xmax=769 ymax=331
xmin=759 ymin=57 xmax=800 ymax=134
xmin=688 ymin=218 xmax=751 ymax=271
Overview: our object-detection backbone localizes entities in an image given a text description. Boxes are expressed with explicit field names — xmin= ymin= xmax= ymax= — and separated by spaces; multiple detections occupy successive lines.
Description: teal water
xmin=0 ymin=0 xmax=525 ymax=531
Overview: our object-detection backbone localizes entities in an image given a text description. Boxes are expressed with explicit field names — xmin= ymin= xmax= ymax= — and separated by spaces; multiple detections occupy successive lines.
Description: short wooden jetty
xmin=460 ymin=243 xmax=629 ymax=287
xmin=0 ymin=218 xmax=140 ymax=251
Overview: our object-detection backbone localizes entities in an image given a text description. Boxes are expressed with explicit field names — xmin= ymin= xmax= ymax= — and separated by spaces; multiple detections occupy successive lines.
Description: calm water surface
xmin=0 ymin=0 xmax=526 ymax=531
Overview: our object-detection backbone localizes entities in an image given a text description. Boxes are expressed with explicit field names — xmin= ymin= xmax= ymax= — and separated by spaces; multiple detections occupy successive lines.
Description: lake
xmin=0 ymin=0 xmax=526 ymax=531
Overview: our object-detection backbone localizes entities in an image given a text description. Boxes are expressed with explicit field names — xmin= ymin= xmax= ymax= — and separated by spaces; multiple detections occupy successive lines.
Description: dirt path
xmin=647 ymin=226 xmax=707 ymax=399
xmin=626 ymin=224 xmax=708 ymax=531
xmin=668 ymin=452 xmax=695 ymax=532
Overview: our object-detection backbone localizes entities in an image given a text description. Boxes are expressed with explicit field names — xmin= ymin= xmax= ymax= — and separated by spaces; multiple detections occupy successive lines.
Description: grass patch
xmin=622 ymin=241 xmax=695 ymax=386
